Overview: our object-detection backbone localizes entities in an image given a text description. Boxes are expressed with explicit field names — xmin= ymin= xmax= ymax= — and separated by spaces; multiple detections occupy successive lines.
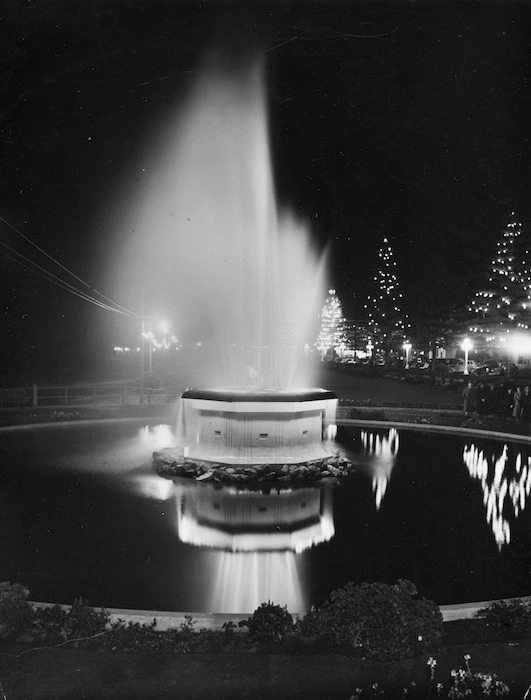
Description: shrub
xmin=102 ymin=619 xmax=169 ymax=653
xmin=240 ymin=601 xmax=294 ymax=645
xmin=0 ymin=581 xmax=35 ymax=639
xmin=301 ymin=579 xmax=443 ymax=660
xmin=33 ymin=600 xmax=109 ymax=646
xmin=475 ymin=598 xmax=531 ymax=636
xmin=34 ymin=604 xmax=69 ymax=642
xmin=63 ymin=598 xmax=110 ymax=643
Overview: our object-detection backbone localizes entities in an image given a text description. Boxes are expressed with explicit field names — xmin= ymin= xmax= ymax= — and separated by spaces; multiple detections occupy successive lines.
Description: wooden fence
xmin=0 ymin=384 xmax=180 ymax=409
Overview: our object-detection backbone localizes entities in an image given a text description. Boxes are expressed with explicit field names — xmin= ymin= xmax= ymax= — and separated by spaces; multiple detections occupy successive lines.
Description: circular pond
xmin=0 ymin=420 xmax=529 ymax=613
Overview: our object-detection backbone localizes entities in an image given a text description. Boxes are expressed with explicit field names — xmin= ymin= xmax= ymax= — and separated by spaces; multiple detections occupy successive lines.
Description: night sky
xmin=1 ymin=0 xmax=530 ymax=382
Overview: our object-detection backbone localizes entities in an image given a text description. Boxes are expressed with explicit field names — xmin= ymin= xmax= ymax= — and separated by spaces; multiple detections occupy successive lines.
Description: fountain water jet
xmin=110 ymin=60 xmax=329 ymax=392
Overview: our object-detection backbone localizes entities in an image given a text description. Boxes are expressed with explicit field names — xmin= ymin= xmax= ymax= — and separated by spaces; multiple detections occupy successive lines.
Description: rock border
xmin=152 ymin=447 xmax=354 ymax=484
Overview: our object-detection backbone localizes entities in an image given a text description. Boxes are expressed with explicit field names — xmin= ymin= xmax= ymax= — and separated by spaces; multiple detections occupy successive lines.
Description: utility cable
xmin=0 ymin=214 xmax=138 ymax=317
xmin=1 ymin=246 xmax=125 ymax=314
xmin=0 ymin=243 xmax=133 ymax=315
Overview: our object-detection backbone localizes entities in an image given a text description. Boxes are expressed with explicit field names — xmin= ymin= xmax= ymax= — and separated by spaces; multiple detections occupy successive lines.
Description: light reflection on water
xmin=360 ymin=428 xmax=399 ymax=510
xmin=42 ymin=422 xmax=176 ymax=478
xmin=138 ymin=423 xmax=176 ymax=451
xmin=463 ymin=441 xmax=531 ymax=549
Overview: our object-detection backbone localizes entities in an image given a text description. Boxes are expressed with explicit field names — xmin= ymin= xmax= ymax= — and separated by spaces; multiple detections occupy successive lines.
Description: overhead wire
xmin=1 ymin=248 xmax=121 ymax=313
xmin=0 ymin=241 xmax=135 ymax=316
xmin=0 ymin=214 xmax=138 ymax=317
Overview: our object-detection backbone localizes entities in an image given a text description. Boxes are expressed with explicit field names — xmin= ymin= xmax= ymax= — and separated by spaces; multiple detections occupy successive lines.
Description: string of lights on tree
xmin=468 ymin=213 xmax=531 ymax=347
xmin=364 ymin=236 xmax=410 ymax=351
xmin=316 ymin=289 xmax=346 ymax=360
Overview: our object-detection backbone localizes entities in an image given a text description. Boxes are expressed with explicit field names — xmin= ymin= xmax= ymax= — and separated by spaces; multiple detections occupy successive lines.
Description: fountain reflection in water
xmin=109 ymin=60 xmax=327 ymax=390
xmin=463 ymin=442 xmax=531 ymax=548
xmin=207 ymin=551 xmax=303 ymax=615
xmin=173 ymin=480 xmax=334 ymax=613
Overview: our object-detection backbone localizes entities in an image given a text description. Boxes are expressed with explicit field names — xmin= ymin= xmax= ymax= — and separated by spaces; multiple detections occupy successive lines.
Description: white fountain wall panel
xmin=182 ymin=396 xmax=337 ymax=464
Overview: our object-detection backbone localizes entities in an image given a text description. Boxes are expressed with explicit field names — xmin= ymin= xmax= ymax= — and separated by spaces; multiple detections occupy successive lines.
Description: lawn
xmin=318 ymin=366 xmax=462 ymax=408
xmin=1 ymin=637 xmax=531 ymax=699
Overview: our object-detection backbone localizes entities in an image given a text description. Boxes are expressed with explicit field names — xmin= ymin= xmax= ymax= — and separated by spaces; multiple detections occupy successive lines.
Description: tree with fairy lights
xmin=316 ymin=289 xmax=346 ymax=361
xmin=364 ymin=236 xmax=410 ymax=355
xmin=467 ymin=213 xmax=531 ymax=349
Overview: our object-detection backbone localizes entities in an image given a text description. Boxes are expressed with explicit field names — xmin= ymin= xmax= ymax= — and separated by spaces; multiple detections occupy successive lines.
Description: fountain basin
xmin=177 ymin=388 xmax=338 ymax=465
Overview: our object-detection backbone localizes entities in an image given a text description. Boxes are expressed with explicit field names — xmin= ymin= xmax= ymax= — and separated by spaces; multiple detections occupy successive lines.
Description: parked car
xmin=474 ymin=360 xmax=518 ymax=376
xmin=415 ymin=359 xmax=431 ymax=370
xmin=474 ymin=360 xmax=504 ymax=376
xmin=446 ymin=358 xmax=478 ymax=373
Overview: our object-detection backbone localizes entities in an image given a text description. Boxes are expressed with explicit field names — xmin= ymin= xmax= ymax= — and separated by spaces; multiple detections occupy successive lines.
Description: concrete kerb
xmin=336 ymin=418 xmax=531 ymax=444
xmin=0 ymin=417 xmax=162 ymax=432
xmin=29 ymin=596 xmax=531 ymax=629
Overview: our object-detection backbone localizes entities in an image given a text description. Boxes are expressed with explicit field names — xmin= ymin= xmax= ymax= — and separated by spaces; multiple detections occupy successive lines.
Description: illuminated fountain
xmin=109 ymin=58 xmax=338 ymax=467
xmin=105 ymin=58 xmax=340 ymax=611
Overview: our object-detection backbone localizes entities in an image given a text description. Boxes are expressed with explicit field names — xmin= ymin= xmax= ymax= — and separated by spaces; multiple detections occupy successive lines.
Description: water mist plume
xmin=108 ymin=59 xmax=327 ymax=389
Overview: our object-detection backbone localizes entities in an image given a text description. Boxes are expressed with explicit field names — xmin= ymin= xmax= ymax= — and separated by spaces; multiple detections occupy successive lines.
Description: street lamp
xmin=461 ymin=337 xmax=473 ymax=375
xmin=509 ymin=333 xmax=531 ymax=372
xmin=403 ymin=341 xmax=412 ymax=369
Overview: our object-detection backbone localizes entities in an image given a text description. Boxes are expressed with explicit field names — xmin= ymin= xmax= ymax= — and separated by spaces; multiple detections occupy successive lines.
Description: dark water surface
xmin=0 ymin=420 xmax=529 ymax=613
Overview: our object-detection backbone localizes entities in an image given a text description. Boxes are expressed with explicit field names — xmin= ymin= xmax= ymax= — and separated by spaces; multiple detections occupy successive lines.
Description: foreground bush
xmin=34 ymin=598 xmax=110 ymax=647
xmin=0 ymin=582 xmax=34 ymax=639
xmin=300 ymin=579 xmax=443 ymax=660
xmin=240 ymin=601 xmax=294 ymax=645
xmin=475 ymin=598 xmax=531 ymax=637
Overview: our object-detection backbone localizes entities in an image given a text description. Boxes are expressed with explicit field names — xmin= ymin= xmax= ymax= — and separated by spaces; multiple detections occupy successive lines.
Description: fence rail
xmin=0 ymin=384 xmax=180 ymax=409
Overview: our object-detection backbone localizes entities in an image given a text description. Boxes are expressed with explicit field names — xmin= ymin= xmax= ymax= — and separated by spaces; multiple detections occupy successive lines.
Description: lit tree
xmin=316 ymin=289 xmax=346 ymax=361
xmin=364 ymin=236 xmax=410 ymax=354
xmin=467 ymin=213 xmax=531 ymax=349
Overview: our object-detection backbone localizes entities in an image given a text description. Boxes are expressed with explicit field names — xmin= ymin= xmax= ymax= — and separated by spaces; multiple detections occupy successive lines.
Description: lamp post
xmin=403 ymin=341 xmax=412 ymax=369
xmin=461 ymin=337 xmax=473 ymax=375
xmin=148 ymin=327 xmax=153 ymax=373
xmin=338 ymin=342 xmax=346 ymax=362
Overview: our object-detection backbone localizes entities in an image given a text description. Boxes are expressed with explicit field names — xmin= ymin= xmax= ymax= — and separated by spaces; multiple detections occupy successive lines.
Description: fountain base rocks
xmin=153 ymin=388 xmax=354 ymax=483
